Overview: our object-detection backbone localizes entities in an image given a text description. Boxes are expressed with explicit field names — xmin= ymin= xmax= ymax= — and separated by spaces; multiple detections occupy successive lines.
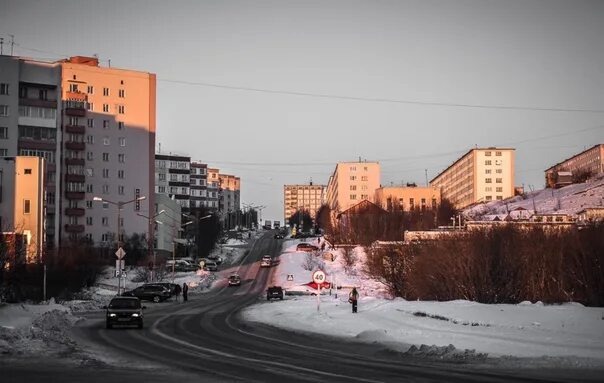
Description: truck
xmin=263 ymin=220 xmax=272 ymax=230
xmin=273 ymin=221 xmax=281 ymax=229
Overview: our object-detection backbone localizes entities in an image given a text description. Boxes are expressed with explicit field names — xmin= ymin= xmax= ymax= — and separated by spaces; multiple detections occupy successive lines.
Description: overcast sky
xmin=2 ymin=0 xmax=603 ymax=221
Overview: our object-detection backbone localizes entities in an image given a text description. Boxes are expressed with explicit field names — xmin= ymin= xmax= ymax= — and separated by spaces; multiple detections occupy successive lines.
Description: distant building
xmin=0 ymin=156 xmax=45 ymax=263
xmin=283 ymin=183 xmax=326 ymax=222
xmin=430 ymin=148 xmax=515 ymax=209
xmin=577 ymin=207 xmax=604 ymax=223
xmin=155 ymin=153 xmax=191 ymax=212
xmin=326 ymin=161 xmax=381 ymax=214
xmin=189 ymin=162 xmax=208 ymax=210
xmin=219 ymin=173 xmax=241 ymax=229
xmin=206 ymin=168 xmax=220 ymax=211
xmin=545 ymin=144 xmax=604 ymax=188
xmin=374 ymin=186 xmax=441 ymax=211
xmin=153 ymin=193 xmax=181 ymax=258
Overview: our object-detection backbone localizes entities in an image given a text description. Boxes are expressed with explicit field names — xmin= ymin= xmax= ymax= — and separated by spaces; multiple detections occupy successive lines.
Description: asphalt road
xmin=4 ymin=232 xmax=603 ymax=382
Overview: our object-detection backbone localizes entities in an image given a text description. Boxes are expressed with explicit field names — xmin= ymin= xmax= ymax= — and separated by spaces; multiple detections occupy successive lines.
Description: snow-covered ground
xmin=464 ymin=174 xmax=604 ymax=220
xmin=243 ymin=237 xmax=604 ymax=366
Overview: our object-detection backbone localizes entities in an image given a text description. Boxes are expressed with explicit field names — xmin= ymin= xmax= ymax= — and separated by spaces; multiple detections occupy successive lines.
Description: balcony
xmin=64 ymin=224 xmax=85 ymax=233
xmin=65 ymin=191 xmax=85 ymax=200
xmin=65 ymin=107 xmax=85 ymax=117
xmin=65 ymin=207 xmax=85 ymax=217
xmin=65 ymin=141 xmax=85 ymax=151
xmin=65 ymin=124 xmax=85 ymax=134
xmin=65 ymin=174 xmax=85 ymax=183
xmin=65 ymin=158 xmax=85 ymax=166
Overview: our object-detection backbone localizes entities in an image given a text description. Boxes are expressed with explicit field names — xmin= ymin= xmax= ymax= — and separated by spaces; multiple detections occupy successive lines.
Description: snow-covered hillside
xmin=464 ymin=174 xmax=604 ymax=220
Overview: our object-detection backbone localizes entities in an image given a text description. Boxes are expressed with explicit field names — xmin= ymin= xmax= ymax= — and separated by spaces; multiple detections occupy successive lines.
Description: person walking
xmin=174 ymin=283 xmax=182 ymax=302
xmin=349 ymin=287 xmax=359 ymax=313
xmin=182 ymin=282 xmax=189 ymax=302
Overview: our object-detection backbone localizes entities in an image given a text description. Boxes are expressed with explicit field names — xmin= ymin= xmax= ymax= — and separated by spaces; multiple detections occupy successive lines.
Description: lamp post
xmin=93 ymin=195 xmax=146 ymax=295
xmin=137 ymin=210 xmax=165 ymax=282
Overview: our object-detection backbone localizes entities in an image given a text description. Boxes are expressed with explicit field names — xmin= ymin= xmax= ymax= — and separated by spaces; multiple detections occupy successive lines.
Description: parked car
xmin=203 ymin=260 xmax=218 ymax=271
xmin=104 ymin=296 xmax=145 ymax=329
xmin=228 ymin=274 xmax=241 ymax=286
xmin=260 ymin=255 xmax=272 ymax=267
xmin=207 ymin=255 xmax=223 ymax=265
xmin=122 ymin=284 xmax=171 ymax=303
xmin=267 ymin=286 xmax=284 ymax=300
xmin=145 ymin=282 xmax=179 ymax=296
xmin=296 ymin=243 xmax=319 ymax=251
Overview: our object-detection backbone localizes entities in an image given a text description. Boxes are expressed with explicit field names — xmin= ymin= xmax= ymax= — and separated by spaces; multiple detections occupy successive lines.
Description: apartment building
xmin=155 ymin=153 xmax=191 ymax=212
xmin=545 ymin=144 xmax=604 ymax=188
xmin=326 ymin=161 xmax=380 ymax=214
xmin=206 ymin=168 xmax=220 ymax=211
xmin=283 ymin=183 xmax=326 ymax=221
xmin=374 ymin=185 xmax=441 ymax=211
xmin=0 ymin=156 xmax=45 ymax=263
xmin=153 ymin=192 xmax=182 ymax=258
xmin=219 ymin=174 xmax=241 ymax=213
xmin=190 ymin=162 xmax=208 ymax=209
xmin=0 ymin=55 xmax=61 ymax=248
xmin=430 ymin=148 xmax=515 ymax=209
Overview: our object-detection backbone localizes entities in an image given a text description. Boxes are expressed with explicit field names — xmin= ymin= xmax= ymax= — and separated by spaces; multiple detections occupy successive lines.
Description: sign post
xmin=115 ymin=247 xmax=126 ymax=295
xmin=312 ymin=270 xmax=326 ymax=313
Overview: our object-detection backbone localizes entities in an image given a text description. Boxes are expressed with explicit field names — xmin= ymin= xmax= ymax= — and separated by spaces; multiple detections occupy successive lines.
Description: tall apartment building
xmin=155 ymin=153 xmax=191 ymax=212
xmin=545 ymin=144 xmax=604 ymax=188
xmin=326 ymin=161 xmax=381 ymax=214
xmin=190 ymin=162 xmax=208 ymax=209
xmin=430 ymin=148 xmax=515 ymax=209
xmin=219 ymin=174 xmax=241 ymax=214
xmin=0 ymin=156 xmax=45 ymax=262
xmin=1 ymin=55 xmax=156 ymax=249
xmin=206 ymin=168 xmax=220 ymax=211
xmin=374 ymin=186 xmax=441 ymax=211
xmin=0 ymin=56 xmax=61 ymax=248
xmin=283 ymin=183 xmax=326 ymax=222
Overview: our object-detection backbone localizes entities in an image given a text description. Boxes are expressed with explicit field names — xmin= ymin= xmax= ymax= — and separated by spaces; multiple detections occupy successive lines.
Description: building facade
xmin=153 ymin=192 xmax=182 ymax=258
xmin=326 ymin=161 xmax=381 ymax=214
xmin=430 ymin=148 xmax=515 ymax=209
xmin=206 ymin=168 xmax=220 ymax=211
xmin=374 ymin=186 xmax=441 ymax=211
xmin=545 ymin=144 xmax=604 ymax=188
xmin=283 ymin=183 xmax=326 ymax=221
xmin=155 ymin=153 xmax=191 ymax=212
xmin=190 ymin=162 xmax=208 ymax=209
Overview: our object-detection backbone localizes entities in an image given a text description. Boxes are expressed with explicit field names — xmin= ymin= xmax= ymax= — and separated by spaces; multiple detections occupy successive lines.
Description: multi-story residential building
xmin=190 ymin=162 xmax=208 ymax=209
xmin=60 ymin=56 xmax=156 ymax=247
xmin=545 ymin=144 xmax=604 ymax=188
xmin=0 ymin=55 xmax=61 ymax=249
xmin=219 ymin=174 xmax=240 ymax=213
xmin=0 ymin=156 xmax=45 ymax=263
xmin=206 ymin=168 xmax=220 ymax=211
xmin=283 ymin=183 xmax=326 ymax=221
xmin=430 ymin=147 xmax=515 ymax=209
xmin=326 ymin=161 xmax=380 ymax=214
xmin=374 ymin=185 xmax=441 ymax=211
xmin=153 ymin=193 xmax=182 ymax=258
xmin=155 ymin=153 xmax=190 ymax=212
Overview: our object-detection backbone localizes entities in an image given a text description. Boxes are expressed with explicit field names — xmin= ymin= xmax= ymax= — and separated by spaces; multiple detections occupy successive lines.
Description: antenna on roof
xmin=9 ymin=34 xmax=14 ymax=56
xmin=0 ymin=38 xmax=4 ymax=55
xmin=108 ymin=59 xmax=111 ymax=67
xmin=358 ymin=156 xmax=361 ymax=162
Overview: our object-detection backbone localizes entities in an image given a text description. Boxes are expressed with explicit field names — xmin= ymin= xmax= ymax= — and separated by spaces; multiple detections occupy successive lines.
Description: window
xmin=158 ymin=186 xmax=165 ymax=193
xmin=69 ymin=83 xmax=78 ymax=92
xmin=485 ymin=151 xmax=491 ymax=156
xmin=486 ymin=196 xmax=493 ymax=201
xmin=361 ymin=194 xmax=368 ymax=200
xmin=118 ymin=153 xmax=125 ymax=163
xmin=118 ymin=185 xmax=124 ymax=195
xmin=0 ymin=83 xmax=8 ymax=95
xmin=86 ymin=135 xmax=94 ymax=144
xmin=24 ymin=199 xmax=31 ymax=214
xmin=24 ymin=168 xmax=32 ymax=175
xmin=485 ymin=187 xmax=492 ymax=192
xmin=409 ymin=198 xmax=415 ymax=209
xmin=485 ymin=160 xmax=492 ymax=165
xmin=496 ymin=178 xmax=502 ymax=183
xmin=496 ymin=151 xmax=502 ymax=156
xmin=349 ymin=185 xmax=356 ymax=191
xmin=118 ymin=89 xmax=125 ymax=98
xmin=118 ymin=105 xmax=125 ymax=114
xmin=496 ymin=169 xmax=502 ymax=174
xmin=86 ymin=200 xmax=93 ymax=208
xmin=350 ymin=166 xmax=356 ymax=171
xmin=103 ymin=87 xmax=109 ymax=96
xmin=87 ymin=103 xmax=93 ymax=111
xmin=86 ymin=151 xmax=93 ymax=160
xmin=103 ymin=169 xmax=109 ymax=178
xmin=350 ymin=175 xmax=356 ymax=181
xmin=102 ymin=217 xmax=108 ymax=226
xmin=38 ymin=89 xmax=48 ymax=100
xmin=170 ymin=174 xmax=178 ymax=181
xmin=118 ymin=170 xmax=124 ymax=179
xmin=87 ymin=118 xmax=94 ymax=128
xmin=118 ymin=122 xmax=124 ymax=130
xmin=496 ymin=196 xmax=503 ymax=200
xmin=0 ymin=149 xmax=8 ymax=156
xmin=159 ymin=173 xmax=166 ymax=181
xmin=86 ymin=184 xmax=93 ymax=193
xmin=101 ymin=234 xmax=109 ymax=242
xmin=496 ymin=187 xmax=503 ymax=192
xmin=103 ymin=137 xmax=110 ymax=146
xmin=86 ymin=216 xmax=93 ymax=225
xmin=361 ymin=176 xmax=368 ymax=181
xmin=350 ymin=194 xmax=357 ymax=200
xmin=119 ymin=137 xmax=126 ymax=147
xmin=0 ymin=127 xmax=7 ymax=139
xmin=103 ymin=120 xmax=109 ymax=129
xmin=485 ymin=169 xmax=491 ymax=174
xmin=102 ymin=104 xmax=109 ymax=112
xmin=19 ymin=86 xmax=27 ymax=98
xmin=0 ymin=105 xmax=9 ymax=116
xmin=102 ymin=184 xmax=109 ymax=194
xmin=102 ymin=153 xmax=109 ymax=161
xmin=485 ymin=178 xmax=492 ymax=183
xmin=87 ymin=85 xmax=94 ymax=94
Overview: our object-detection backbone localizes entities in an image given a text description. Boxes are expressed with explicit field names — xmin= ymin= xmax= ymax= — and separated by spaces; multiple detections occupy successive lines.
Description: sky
xmin=1 ymin=0 xmax=603 ymax=221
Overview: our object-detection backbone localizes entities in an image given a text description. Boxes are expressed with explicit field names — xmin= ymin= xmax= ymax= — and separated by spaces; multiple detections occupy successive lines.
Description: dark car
xmin=104 ymin=296 xmax=145 ymax=329
xmin=267 ymin=286 xmax=284 ymax=300
xmin=228 ymin=274 xmax=241 ymax=286
xmin=122 ymin=284 xmax=171 ymax=303
xmin=296 ymin=243 xmax=319 ymax=251
xmin=146 ymin=282 xmax=179 ymax=296
xmin=273 ymin=233 xmax=284 ymax=239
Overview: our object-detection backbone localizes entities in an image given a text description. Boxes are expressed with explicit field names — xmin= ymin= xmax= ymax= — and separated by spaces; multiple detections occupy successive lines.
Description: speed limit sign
xmin=312 ymin=270 xmax=326 ymax=284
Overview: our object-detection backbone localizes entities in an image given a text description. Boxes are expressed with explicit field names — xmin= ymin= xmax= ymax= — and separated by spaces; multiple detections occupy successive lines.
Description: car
xmin=296 ymin=243 xmax=319 ymax=251
xmin=165 ymin=259 xmax=198 ymax=272
xmin=273 ymin=233 xmax=284 ymax=239
xmin=145 ymin=282 xmax=179 ymax=296
xmin=267 ymin=286 xmax=284 ymax=300
xmin=207 ymin=255 xmax=223 ymax=265
xmin=228 ymin=274 xmax=241 ymax=286
xmin=103 ymin=296 xmax=145 ymax=329
xmin=122 ymin=284 xmax=172 ymax=303
xmin=203 ymin=260 xmax=218 ymax=271
xmin=260 ymin=255 xmax=272 ymax=267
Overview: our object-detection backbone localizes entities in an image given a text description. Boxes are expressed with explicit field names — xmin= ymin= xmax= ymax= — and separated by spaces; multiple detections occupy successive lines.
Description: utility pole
xmin=0 ymin=38 xmax=4 ymax=55
xmin=9 ymin=35 xmax=14 ymax=56
xmin=425 ymin=169 xmax=428 ymax=187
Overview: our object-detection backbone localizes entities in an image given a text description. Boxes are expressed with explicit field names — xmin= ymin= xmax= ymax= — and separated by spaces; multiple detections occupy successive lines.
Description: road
xmin=4 ymin=232 xmax=603 ymax=382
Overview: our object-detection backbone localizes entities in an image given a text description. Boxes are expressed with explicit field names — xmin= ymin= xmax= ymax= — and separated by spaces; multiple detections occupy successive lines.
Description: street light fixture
xmin=93 ymin=195 xmax=146 ymax=294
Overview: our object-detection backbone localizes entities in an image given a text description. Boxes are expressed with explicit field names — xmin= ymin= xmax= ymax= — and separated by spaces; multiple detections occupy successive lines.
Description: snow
xmin=243 ymin=236 xmax=604 ymax=365
xmin=464 ymin=174 xmax=604 ymax=220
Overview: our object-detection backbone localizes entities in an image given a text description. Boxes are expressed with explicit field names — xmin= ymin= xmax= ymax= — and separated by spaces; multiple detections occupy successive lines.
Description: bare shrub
xmin=342 ymin=248 xmax=357 ymax=273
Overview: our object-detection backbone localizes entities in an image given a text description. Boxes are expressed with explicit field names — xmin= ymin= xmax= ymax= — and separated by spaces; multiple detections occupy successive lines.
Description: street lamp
xmin=93 ymin=195 xmax=146 ymax=294
xmin=137 ymin=209 xmax=165 ymax=282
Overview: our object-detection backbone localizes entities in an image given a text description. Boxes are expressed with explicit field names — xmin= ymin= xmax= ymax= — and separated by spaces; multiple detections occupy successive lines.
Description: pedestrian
xmin=349 ymin=287 xmax=359 ymax=313
xmin=317 ymin=237 xmax=320 ymax=244
xmin=321 ymin=243 xmax=325 ymax=251
xmin=174 ymin=283 xmax=182 ymax=302
xmin=182 ymin=282 xmax=188 ymax=302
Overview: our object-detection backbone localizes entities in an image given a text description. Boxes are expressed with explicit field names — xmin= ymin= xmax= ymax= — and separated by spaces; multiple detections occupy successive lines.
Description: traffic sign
xmin=287 ymin=274 xmax=294 ymax=281
xmin=115 ymin=247 xmax=126 ymax=260
xmin=312 ymin=270 xmax=325 ymax=284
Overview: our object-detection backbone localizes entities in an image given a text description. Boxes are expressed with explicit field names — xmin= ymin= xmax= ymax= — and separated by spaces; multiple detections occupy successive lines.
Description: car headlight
xmin=109 ymin=313 xmax=117 ymax=317
xmin=131 ymin=313 xmax=140 ymax=317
